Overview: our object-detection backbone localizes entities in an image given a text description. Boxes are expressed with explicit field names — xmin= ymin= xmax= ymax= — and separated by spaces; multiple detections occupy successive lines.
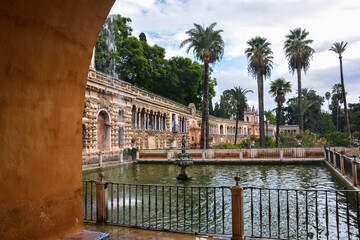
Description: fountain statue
xmin=175 ymin=135 xmax=193 ymax=180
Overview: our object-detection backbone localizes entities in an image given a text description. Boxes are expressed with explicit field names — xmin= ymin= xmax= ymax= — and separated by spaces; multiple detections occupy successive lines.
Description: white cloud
xmin=109 ymin=0 xmax=360 ymax=110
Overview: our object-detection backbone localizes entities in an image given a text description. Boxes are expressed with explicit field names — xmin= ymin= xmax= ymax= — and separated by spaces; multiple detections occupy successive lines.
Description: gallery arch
xmin=97 ymin=110 xmax=111 ymax=151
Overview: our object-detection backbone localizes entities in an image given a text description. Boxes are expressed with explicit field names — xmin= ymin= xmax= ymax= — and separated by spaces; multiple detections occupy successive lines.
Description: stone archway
xmin=0 ymin=1 xmax=115 ymax=239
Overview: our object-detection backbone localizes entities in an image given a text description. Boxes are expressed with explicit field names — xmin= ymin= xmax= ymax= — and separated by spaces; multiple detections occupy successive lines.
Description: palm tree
xmin=330 ymin=41 xmax=351 ymax=136
xmin=245 ymin=37 xmax=273 ymax=147
xmin=325 ymin=91 xmax=331 ymax=111
xmin=332 ymin=83 xmax=343 ymax=132
xmin=284 ymin=28 xmax=315 ymax=131
xmin=180 ymin=23 xmax=224 ymax=149
xmin=269 ymin=78 xmax=292 ymax=147
xmin=226 ymin=87 xmax=253 ymax=144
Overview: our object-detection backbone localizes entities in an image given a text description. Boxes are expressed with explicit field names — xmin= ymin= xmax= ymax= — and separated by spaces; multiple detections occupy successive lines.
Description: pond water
xmin=83 ymin=163 xmax=344 ymax=189
xmin=83 ymin=163 xmax=359 ymax=239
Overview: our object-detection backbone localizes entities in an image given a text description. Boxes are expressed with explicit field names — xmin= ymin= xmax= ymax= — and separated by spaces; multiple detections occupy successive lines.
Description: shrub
xmin=326 ymin=132 xmax=350 ymax=147
xmin=279 ymin=134 xmax=297 ymax=147
xmin=265 ymin=136 xmax=276 ymax=148
xmin=249 ymin=135 xmax=257 ymax=140
xmin=301 ymin=130 xmax=321 ymax=147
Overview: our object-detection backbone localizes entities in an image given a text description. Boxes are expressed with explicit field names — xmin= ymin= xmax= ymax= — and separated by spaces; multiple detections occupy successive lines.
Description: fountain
xmin=175 ymin=135 xmax=193 ymax=180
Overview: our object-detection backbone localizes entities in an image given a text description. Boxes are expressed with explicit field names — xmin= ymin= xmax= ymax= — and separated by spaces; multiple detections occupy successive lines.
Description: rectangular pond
xmin=83 ymin=163 xmax=360 ymax=239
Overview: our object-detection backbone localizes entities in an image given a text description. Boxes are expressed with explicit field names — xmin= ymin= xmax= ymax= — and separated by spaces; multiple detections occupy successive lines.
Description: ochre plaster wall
xmin=0 ymin=1 xmax=114 ymax=239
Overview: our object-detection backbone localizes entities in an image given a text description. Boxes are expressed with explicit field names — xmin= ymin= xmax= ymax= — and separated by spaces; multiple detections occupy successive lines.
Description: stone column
xmin=137 ymin=111 xmax=140 ymax=129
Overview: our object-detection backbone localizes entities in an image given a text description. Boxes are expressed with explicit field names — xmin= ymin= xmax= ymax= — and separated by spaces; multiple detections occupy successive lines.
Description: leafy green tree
xmin=349 ymin=101 xmax=360 ymax=133
xmin=180 ymin=23 xmax=224 ymax=149
xmin=283 ymin=96 xmax=313 ymax=126
xmin=330 ymin=83 xmax=347 ymax=132
xmin=284 ymin=28 xmax=315 ymax=131
xmin=245 ymin=37 xmax=273 ymax=147
xmin=264 ymin=110 xmax=276 ymax=125
xmin=269 ymin=78 xmax=292 ymax=147
xmin=139 ymin=32 xmax=147 ymax=42
xmin=329 ymin=41 xmax=351 ymax=136
xmin=321 ymin=112 xmax=336 ymax=137
xmin=94 ymin=14 xmax=215 ymax=109
xmin=326 ymin=131 xmax=349 ymax=146
xmin=226 ymin=87 xmax=253 ymax=144
xmin=302 ymin=89 xmax=324 ymax=133
xmin=213 ymin=93 xmax=232 ymax=119
xmin=95 ymin=14 xmax=132 ymax=75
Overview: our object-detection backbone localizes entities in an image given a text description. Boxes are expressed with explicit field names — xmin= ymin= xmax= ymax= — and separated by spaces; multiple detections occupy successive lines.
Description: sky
xmin=109 ymin=0 xmax=360 ymax=112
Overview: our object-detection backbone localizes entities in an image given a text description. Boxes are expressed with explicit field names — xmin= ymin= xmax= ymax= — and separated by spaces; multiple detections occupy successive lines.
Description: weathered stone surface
xmin=82 ymin=70 xmax=299 ymax=166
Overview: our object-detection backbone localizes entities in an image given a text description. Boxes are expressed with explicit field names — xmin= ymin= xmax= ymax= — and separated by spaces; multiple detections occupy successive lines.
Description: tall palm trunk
xmin=258 ymin=74 xmax=266 ymax=148
xmin=336 ymin=104 xmax=339 ymax=131
xmin=235 ymin=102 xmax=240 ymax=144
xmin=339 ymin=56 xmax=351 ymax=136
xmin=200 ymin=60 xmax=209 ymax=149
xmin=276 ymin=103 xmax=281 ymax=147
xmin=297 ymin=66 xmax=303 ymax=130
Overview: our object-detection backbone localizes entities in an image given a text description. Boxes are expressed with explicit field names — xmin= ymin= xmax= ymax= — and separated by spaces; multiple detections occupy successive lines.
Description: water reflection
xmin=84 ymin=163 xmax=346 ymax=190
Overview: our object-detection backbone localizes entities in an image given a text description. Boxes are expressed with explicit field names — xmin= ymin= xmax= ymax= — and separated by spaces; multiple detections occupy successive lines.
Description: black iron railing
xmin=344 ymin=156 xmax=353 ymax=180
xmin=83 ymin=179 xmax=360 ymax=239
xmin=244 ymin=187 xmax=360 ymax=240
xmin=83 ymin=180 xmax=96 ymax=221
xmin=83 ymin=180 xmax=231 ymax=236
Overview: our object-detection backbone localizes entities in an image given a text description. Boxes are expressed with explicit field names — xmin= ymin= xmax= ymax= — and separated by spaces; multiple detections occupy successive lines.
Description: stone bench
xmin=283 ymin=152 xmax=294 ymax=158
xmin=258 ymin=153 xmax=281 ymax=159
xmin=306 ymin=152 xmax=324 ymax=158
xmin=139 ymin=153 xmax=168 ymax=159
xmin=215 ymin=153 xmax=239 ymax=159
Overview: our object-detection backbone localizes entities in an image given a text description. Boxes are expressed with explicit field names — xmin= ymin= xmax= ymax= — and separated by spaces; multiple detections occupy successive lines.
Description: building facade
xmin=82 ymin=68 xmax=298 ymax=164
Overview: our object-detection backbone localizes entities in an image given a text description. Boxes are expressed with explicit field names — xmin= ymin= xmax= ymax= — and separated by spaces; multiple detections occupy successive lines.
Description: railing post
xmin=340 ymin=153 xmax=345 ymax=176
xmin=231 ymin=174 xmax=244 ymax=240
xmin=96 ymin=172 xmax=108 ymax=225
xmin=324 ymin=146 xmax=328 ymax=160
xmin=202 ymin=149 xmax=205 ymax=161
xmin=280 ymin=148 xmax=283 ymax=161
xmin=352 ymin=157 xmax=358 ymax=185
xmin=136 ymin=150 xmax=139 ymax=160
xmin=239 ymin=149 xmax=243 ymax=160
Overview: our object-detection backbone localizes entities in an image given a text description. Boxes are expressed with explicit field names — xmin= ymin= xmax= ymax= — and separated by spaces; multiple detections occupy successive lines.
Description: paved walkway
xmin=84 ymin=223 xmax=230 ymax=240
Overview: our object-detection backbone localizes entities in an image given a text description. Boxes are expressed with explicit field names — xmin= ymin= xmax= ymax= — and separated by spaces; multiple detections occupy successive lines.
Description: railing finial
xmin=234 ymin=174 xmax=240 ymax=186
xmin=99 ymin=172 xmax=105 ymax=182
